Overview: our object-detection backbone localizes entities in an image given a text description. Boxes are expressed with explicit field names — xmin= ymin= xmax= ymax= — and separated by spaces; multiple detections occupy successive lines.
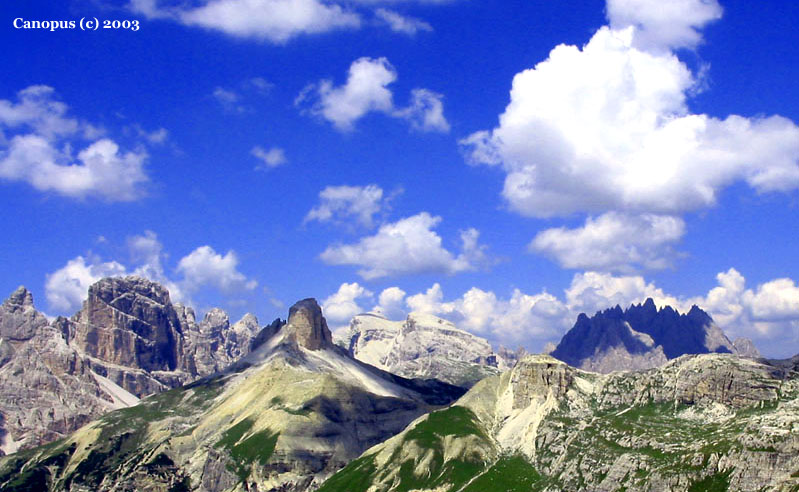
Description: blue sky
xmin=2 ymin=0 xmax=798 ymax=357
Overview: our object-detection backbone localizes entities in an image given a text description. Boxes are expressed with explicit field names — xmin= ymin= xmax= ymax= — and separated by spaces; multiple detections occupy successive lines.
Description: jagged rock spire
xmin=285 ymin=298 xmax=332 ymax=351
xmin=1 ymin=286 xmax=48 ymax=341
xmin=3 ymin=286 xmax=35 ymax=310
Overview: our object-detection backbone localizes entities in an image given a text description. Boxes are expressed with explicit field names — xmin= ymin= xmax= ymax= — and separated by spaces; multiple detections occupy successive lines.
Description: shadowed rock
xmin=551 ymin=299 xmax=746 ymax=373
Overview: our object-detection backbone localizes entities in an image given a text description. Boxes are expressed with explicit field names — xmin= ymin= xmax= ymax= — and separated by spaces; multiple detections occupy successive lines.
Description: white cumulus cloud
xmin=0 ymin=86 xmax=150 ymax=201
xmin=305 ymin=184 xmax=393 ymax=229
xmin=461 ymin=2 xmax=799 ymax=273
xmin=45 ymin=256 xmax=127 ymax=314
xmin=462 ymin=26 xmax=799 ymax=218
xmin=299 ymin=57 xmax=397 ymax=131
xmin=746 ymin=278 xmax=799 ymax=322
xmin=606 ymin=0 xmax=722 ymax=51
xmin=319 ymin=212 xmax=488 ymax=279
xmin=44 ymin=233 xmax=258 ymax=315
xmin=395 ymin=89 xmax=450 ymax=133
xmin=131 ymin=0 xmax=461 ymax=42
xmin=530 ymin=212 xmax=685 ymax=272
xmin=298 ymin=57 xmax=449 ymax=132
xmin=132 ymin=0 xmax=360 ymax=43
xmin=321 ymin=282 xmax=373 ymax=327
xmin=176 ymin=246 xmax=258 ymax=294
xmin=373 ymin=286 xmax=407 ymax=319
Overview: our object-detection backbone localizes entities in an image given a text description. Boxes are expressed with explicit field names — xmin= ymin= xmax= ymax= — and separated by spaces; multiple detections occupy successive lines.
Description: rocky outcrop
xmin=733 ymin=337 xmax=761 ymax=358
xmin=551 ymin=298 xmax=748 ymax=372
xmin=71 ymin=277 xmax=183 ymax=372
xmin=320 ymin=352 xmax=799 ymax=491
xmin=0 ymin=278 xmax=266 ymax=454
xmin=284 ymin=298 xmax=332 ymax=350
xmin=182 ymin=308 xmax=262 ymax=377
xmin=341 ymin=311 xmax=511 ymax=387
xmin=0 ymin=287 xmax=48 ymax=342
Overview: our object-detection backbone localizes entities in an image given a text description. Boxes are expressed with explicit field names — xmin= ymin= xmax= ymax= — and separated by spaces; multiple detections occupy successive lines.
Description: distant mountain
xmin=0 ymin=298 xmax=464 ymax=491
xmin=0 ymin=277 xmax=264 ymax=454
xmin=319 ymin=353 xmax=799 ymax=491
xmin=550 ymin=298 xmax=759 ymax=372
xmin=340 ymin=312 xmax=520 ymax=387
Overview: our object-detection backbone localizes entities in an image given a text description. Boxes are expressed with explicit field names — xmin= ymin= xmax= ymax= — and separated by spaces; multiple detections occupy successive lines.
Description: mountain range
xmin=550 ymin=298 xmax=760 ymax=373
xmin=0 ymin=276 xmax=796 ymax=491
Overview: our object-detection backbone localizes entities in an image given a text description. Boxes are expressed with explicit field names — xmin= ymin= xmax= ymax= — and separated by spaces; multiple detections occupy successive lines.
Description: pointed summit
xmin=285 ymin=298 xmax=332 ymax=350
xmin=3 ymin=286 xmax=35 ymax=310
xmin=1 ymin=286 xmax=49 ymax=341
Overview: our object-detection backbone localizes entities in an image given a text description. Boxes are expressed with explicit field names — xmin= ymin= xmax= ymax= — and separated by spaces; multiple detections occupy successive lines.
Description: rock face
xmin=0 ymin=287 xmax=128 ymax=456
xmin=285 ymin=298 xmax=332 ymax=350
xmin=551 ymin=298 xmax=751 ymax=372
xmin=0 ymin=287 xmax=48 ymax=341
xmin=0 ymin=298 xmax=465 ymax=492
xmin=0 ymin=278 xmax=264 ymax=454
xmin=72 ymin=277 xmax=183 ymax=372
xmin=341 ymin=311 xmax=512 ymax=387
xmin=733 ymin=336 xmax=762 ymax=358
xmin=319 ymin=353 xmax=799 ymax=492
xmin=182 ymin=308 xmax=262 ymax=378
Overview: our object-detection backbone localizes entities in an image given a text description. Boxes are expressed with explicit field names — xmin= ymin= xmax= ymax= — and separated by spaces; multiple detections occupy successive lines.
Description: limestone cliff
xmin=0 ymin=278 xmax=264 ymax=454
xmin=341 ymin=311 xmax=513 ymax=387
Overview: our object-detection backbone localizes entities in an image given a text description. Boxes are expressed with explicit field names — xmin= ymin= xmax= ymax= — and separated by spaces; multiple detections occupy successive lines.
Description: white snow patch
xmin=304 ymin=348 xmax=406 ymax=398
xmin=626 ymin=322 xmax=656 ymax=348
xmin=1 ymin=430 xmax=20 ymax=456
xmin=574 ymin=376 xmax=595 ymax=395
xmin=92 ymin=371 xmax=140 ymax=409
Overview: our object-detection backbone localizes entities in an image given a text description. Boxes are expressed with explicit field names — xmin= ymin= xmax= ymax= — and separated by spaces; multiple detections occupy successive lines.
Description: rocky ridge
xmin=0 ymin=298 xmax=464 ymax=491
xmin=319 ymin=352 xmax=799 ymax=491
xmin=340 ymin=311 xmax=520 ymax=387
xmin=0 ymin=277 xmax=263 ymax=454
xmin=551 ymin=298 xmax=759 ymax=373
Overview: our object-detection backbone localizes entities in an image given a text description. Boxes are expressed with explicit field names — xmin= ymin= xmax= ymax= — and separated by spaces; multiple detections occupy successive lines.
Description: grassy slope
xmin=317 ymin=406 xmax=494 ymax=492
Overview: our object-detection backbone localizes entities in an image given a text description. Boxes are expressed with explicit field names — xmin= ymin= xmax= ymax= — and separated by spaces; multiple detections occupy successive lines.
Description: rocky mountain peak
xmin=733 ymin=337 xmax=761 ymax=358
xmin=200 ymin=308 xmax=229 ymax=335
xmin=0 ymin=286 xmax=49 ymax=342
xmin=0 ymin=276 xmax=269 ymax=455
xmin=72 ymin=276 xmax=183 ymax=379
xmin=3 ymin=286 xmax=35 ymax=311
xmin=285 ymin=298 xmax=332 ymax=351
xmin=687 ymin=304 xmax=712 ymax=323
xmin=551 ymin=300 xmax=741 ymax=373
xmin=234 ymin=313 xmax=260 ymax=332
xmin=89 ymin=275 xmax=172 ymax=306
